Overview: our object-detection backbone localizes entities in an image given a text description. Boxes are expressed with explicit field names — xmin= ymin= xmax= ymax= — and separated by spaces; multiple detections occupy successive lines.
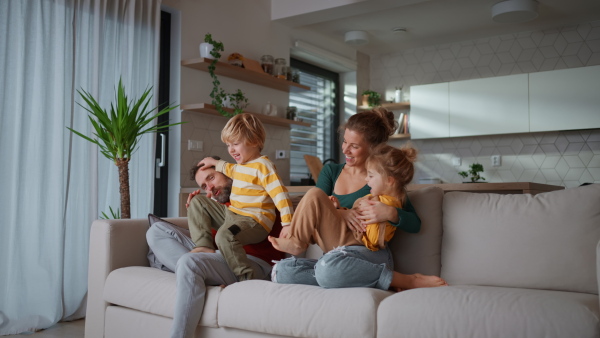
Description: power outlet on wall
xmin=491 ymin=155 xmax=501 ymax=167
xmin=275 ymin=150 xmax=287 ymax=159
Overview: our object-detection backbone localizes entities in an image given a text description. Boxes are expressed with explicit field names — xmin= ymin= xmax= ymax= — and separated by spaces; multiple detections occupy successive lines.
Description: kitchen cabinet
xmin=449 ymin=74 xmax=529 ymax=137
xmin=410 ymin=82 xmax=449 ymax=139
xmin=529 ymin=65 xmax=600 ymax=132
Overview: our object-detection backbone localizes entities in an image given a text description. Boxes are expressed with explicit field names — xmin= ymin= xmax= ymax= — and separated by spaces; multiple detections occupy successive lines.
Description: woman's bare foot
xmin=268 ymin=236 xmax=305 ymax=256
xmin=190 ymin=246 xmax=216 ymax=254
xmin=391 ymin=272 xmax=448 ymax=290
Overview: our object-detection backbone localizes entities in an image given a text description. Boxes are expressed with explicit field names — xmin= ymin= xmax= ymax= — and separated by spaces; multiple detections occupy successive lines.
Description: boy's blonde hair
xmin=221 ymin=113 xmax=266 ymax=151
xmin=366 ymin=143 xmax=418 ymax=206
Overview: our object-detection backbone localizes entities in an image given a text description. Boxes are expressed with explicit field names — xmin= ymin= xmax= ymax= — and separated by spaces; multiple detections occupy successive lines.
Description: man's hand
xmin=186 ymin=189 xmax=202 ymax=209
xmin=356 ymin=199 xmax=398 ymax=225
xmin=198 ymin=157 xmax=218 ymax=170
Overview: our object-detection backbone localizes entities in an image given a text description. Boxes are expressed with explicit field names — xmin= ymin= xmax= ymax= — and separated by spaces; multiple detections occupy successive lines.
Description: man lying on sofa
xmin=146 ymin=156 xmax=284 ymax=338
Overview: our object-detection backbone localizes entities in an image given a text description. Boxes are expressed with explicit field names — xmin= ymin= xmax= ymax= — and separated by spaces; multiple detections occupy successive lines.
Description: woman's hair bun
xmin=372 ymin=107 xmax=398 ymax=137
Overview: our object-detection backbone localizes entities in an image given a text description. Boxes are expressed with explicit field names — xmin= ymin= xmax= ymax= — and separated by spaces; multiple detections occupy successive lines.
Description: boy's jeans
xmin=187 ymin=195 xmax=269 ymax=281
xmin=272 ymin=245 xmax=394 ymax=290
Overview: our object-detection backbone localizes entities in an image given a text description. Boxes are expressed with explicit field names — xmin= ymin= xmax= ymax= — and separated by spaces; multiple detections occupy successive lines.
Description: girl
xmin=346 ymin=143 xmax=417 ymax=251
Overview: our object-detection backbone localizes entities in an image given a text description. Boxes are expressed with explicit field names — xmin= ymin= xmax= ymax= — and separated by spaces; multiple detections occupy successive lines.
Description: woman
xmin=269 ymin=108 xmax=446 ymax=291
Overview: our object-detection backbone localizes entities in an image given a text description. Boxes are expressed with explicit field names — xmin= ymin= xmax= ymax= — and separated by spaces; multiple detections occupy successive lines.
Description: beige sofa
xmin=85 ymin=184 xmax=600 ymax=338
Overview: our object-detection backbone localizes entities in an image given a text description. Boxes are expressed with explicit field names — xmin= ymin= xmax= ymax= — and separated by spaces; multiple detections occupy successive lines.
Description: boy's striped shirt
xmin=215 ymin=156 xmax=294 ymax=232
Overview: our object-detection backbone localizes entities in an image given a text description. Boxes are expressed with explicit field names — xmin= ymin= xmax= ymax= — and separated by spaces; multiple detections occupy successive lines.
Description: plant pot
xmin=394 ymin=89 xmax=402 ymax=103
xmin=361 ymin=94 xmax=369 ymax=107
xmin=199 ymin=42 xmax=214 ymax=59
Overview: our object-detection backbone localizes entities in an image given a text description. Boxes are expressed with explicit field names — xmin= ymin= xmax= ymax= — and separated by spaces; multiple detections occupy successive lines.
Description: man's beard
xmin=213 ymin=181 xmax=232 ymax=204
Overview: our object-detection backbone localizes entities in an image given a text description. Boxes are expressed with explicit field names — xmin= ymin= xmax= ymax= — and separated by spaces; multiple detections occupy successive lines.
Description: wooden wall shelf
xmin=181 ymin=103 xmax=311 ymax=128
xmin=181 ymin=58 xmax=311 ymax=93
xmin=406 ymin=182 xmax=564 ymax=195
xmin=389 ymin=133 xmax=411 ymax=140
xmin=359 ymin=102 xmax=410 ymax=111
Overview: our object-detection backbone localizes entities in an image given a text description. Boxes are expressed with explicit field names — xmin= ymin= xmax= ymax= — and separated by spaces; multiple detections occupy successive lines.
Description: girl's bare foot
xmin=407 ymin=273 xmax=448 ymax=289
xmin=391 ymin=272 xmax=448 ymax=290
xmin=268 ymin=236 xmax=305 ymax=256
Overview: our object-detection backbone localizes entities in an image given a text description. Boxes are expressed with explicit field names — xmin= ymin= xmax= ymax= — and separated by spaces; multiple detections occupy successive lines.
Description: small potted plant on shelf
xmin=361 ymin=90 xmax=381 ymax=107
xmin=458 ymin=163 xmax=486 ymax=183
xmin=204 ymin=33 xmax=248 ymax=117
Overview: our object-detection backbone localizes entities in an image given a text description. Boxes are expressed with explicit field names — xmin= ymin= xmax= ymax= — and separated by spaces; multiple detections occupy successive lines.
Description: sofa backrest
xmin=440 ymin=183 xmax=600 ymax=295
xmin=388 ymin=186 xmax=444 ymax=277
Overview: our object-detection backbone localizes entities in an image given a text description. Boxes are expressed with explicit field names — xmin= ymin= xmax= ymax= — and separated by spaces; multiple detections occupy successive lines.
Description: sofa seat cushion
xmin=104 ymin=266 xmax=222 ymax=328
xmin=441 ymin=184 xmax=600 ymax=294
xmin=377 ymin=285 xmax=600 ymax=338
xmin=218 ymin=280 xmax=391 ymax=338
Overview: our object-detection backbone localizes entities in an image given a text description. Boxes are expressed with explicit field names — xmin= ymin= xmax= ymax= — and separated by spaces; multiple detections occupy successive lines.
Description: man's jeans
xmin=146 ymin=221 xmax=272 ymax=338
xmin=272 ymin=245 xmax=394 ymax=290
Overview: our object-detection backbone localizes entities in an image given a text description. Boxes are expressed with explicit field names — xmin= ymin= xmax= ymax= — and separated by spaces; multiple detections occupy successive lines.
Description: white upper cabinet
xmin=529 ymin=65 xmax=600 ymax=132
xmin=410 ymin=82 xmax=449 ymax=139
xmin=449 ymin=74 xmax=530 ymax=137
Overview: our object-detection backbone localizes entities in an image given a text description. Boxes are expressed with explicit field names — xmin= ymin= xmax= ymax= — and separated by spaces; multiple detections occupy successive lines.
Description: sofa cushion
xmin=441 ymin=184 xmax=600 ymax=294
xmin=377 ymin=285 xmax=600 ymax=338
xmin=104 ymin=266 xmax=222 ymax=328
xmin=388 ymin=186 xmax=443 ymax=276
xmin=218 ymin=280 xmax=391 ymax=338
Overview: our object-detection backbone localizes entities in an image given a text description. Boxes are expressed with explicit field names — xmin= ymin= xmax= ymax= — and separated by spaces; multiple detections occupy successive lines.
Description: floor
xmin=5 ymin=319 xmax=85 ymax=337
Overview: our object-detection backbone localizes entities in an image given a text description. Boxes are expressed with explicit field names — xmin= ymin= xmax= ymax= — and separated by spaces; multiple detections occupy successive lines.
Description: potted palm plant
xmin=67 ymin=78 xmax=182 ymax=219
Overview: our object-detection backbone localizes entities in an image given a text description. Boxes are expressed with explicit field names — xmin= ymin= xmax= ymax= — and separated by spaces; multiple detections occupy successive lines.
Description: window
xmin=289 ymin=59 xmax=339 ymax=184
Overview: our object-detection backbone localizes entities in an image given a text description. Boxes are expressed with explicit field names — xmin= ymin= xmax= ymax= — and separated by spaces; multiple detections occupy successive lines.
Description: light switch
xmin=188 ymin=140 xmax=203 ymax=151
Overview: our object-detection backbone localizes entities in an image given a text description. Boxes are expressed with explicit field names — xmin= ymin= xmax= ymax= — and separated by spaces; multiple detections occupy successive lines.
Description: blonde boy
xmin=191 ymin=113 xmax=294 ymax=281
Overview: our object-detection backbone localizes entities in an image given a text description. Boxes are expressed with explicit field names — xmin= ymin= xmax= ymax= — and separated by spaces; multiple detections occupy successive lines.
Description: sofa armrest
xmin=85 ymin=218 xmax=152 ymax=338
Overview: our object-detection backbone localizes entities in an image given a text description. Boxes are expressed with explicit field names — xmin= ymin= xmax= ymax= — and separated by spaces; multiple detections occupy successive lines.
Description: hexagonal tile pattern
xmin=405 ymin=129 xmax=600 ymax=187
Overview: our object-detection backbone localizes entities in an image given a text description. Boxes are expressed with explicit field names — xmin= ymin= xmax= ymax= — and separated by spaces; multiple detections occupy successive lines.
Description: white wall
xmin=162 ymin=0 xmax=353 ymax=215
xmin=371 ymin=20 xmax=600 ymax=188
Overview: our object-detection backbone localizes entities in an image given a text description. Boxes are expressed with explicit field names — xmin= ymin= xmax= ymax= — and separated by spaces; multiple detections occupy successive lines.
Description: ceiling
xmin=276 ymin=0 xmax=600 ymax=56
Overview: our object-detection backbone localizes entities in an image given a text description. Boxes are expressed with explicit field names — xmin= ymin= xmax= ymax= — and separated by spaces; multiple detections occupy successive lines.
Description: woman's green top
xmin=316 ymin=163 xmax=421 ymax=233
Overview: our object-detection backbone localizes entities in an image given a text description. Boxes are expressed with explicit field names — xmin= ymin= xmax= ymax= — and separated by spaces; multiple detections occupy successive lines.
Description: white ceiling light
xmin=345 ymin=30 xmax=369 ymax=46
xmin=492 ymin=0 xmax=538 ymax=23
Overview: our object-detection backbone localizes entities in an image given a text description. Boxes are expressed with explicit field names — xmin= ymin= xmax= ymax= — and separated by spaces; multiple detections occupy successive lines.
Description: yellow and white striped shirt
xmin=215 ymin=156 xmax=294 ymax=232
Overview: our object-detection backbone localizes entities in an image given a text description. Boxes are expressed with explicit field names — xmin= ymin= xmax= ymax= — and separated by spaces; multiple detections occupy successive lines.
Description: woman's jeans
xmin=272 ymin=245 xmax=394 ymax=290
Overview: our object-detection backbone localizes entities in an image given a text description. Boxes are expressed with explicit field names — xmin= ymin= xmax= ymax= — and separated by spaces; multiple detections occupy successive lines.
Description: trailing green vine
xmin=204 ymin=33 xmax=248 ymax=117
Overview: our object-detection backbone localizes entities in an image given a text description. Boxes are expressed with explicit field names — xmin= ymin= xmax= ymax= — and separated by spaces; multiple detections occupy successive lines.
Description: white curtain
xmin=0 ymin=0 xmax=161 ymax=334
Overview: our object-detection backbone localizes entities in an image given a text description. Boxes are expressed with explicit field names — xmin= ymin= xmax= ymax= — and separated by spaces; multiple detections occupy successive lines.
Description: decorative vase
xmin=262 ymin=102 xmax=277 ymax=116
xmin=199 ymin=42 xmax=214 ymax=59
xmin=394 ymin=89 xmax=402 ymax=103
